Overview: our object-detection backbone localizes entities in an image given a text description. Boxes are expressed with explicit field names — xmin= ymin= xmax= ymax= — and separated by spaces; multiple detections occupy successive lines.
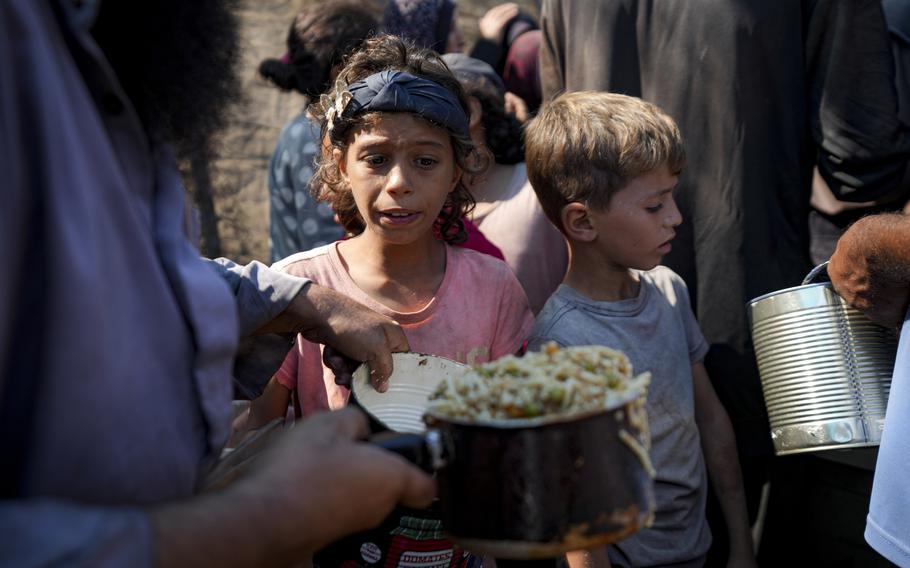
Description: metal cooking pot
xmin=352 ymin=354 xmax=655 ymax=560
xmin=748 ymin=263 xmax=898 ymax=455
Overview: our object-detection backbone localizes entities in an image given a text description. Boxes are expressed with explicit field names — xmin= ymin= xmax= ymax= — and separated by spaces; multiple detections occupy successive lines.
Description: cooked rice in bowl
xmin=427 ymin=343 xmax=651 ymax=422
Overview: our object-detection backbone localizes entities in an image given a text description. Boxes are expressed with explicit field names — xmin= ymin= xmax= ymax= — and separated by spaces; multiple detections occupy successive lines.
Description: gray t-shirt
xmin=529 ymin=266 xmax=711 ymax=568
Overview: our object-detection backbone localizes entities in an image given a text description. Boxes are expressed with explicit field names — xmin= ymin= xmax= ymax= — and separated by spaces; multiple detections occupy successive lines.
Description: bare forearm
xmin=691 ymin=363 xmax=754 ymax=560
xmin=699 ymin=410 xmax=752 ymax=555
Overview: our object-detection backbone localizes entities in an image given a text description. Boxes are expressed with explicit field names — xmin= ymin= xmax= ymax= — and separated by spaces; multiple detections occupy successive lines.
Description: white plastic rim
xmin=351 ymin=352 xmax=469 ymax=433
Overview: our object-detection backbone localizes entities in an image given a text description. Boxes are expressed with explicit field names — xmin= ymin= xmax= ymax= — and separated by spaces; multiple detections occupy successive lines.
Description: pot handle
xmin=369 ymin=430 xmax=447 ymax=473
xmin=802 ymin=261 xmax=831 ymax=285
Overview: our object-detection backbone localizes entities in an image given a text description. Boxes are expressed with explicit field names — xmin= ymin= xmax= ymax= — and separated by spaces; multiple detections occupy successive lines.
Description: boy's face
xmin=336 ymin=113 xmax=461 ymax=246
xmin=586 ymin=166 xmax=682 ymax=271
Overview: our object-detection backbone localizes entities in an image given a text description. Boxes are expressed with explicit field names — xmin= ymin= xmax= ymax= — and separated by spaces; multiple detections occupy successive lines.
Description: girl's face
xmin=335 ymin=113 xmax=461 ymax=246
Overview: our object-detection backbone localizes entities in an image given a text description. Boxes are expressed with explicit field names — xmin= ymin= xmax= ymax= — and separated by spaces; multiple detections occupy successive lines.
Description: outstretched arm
xmin=692 ymin=362 xmax=756 ymax=568
xmin=209 ymin=258 xmax=409 ymax=392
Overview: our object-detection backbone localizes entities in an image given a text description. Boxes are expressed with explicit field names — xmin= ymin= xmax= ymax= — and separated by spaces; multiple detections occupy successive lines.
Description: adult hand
xmin=479 ymin=3 xmax=520 ymax=43
xmin=828 ymin=213 xmax=910 ymax=329
xmin=237 ymin=408 xmax=435 ymax=555
xmin=154 ymin=408 xmax=435 ymax=567
xmin=259 ymin=283 xmax=409 ymax=391
xmin=324 ymin=345 xmax=361 ymax=389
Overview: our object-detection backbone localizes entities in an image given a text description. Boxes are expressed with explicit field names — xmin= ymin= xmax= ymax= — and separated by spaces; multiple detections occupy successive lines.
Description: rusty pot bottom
xmin=449 ymin=505 xmax=652 ymax=559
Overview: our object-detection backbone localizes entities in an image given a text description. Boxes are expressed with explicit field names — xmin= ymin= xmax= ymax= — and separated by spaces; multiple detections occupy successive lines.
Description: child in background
xmin=442 ymin=53 xmax=567 ymax=314
xmin=525 ymin=92 xmax=756 ymax=568
xmin=469 ymin=3 xmax=542 ymax=116
xmin=247 ymin=35 xmax=534 ymax=567
xmin=260 ymin=1 xmax=379 ymax=262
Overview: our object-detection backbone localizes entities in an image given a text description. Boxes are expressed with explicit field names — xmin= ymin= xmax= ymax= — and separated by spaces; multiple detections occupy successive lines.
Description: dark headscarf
xmin=383 ymin=0 xmax=456 ymax=53
xmin=503 ymin=29 xmax=542 ymax=112
xmin=333 ymin=69 xmax=469 ymax=138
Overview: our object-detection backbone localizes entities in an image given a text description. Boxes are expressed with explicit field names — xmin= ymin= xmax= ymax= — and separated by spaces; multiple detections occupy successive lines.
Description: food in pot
xmin=427 ymin=343 xmax=651 ymax=421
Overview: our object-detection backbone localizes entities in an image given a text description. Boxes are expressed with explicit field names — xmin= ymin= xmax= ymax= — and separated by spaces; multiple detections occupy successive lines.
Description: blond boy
xmin=525 ymin=92 xmax=755 ymax=568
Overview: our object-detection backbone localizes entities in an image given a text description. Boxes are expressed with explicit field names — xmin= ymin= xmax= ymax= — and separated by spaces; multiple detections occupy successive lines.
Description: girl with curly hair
xmin=245 ymin=35 xmax=534 ymax=567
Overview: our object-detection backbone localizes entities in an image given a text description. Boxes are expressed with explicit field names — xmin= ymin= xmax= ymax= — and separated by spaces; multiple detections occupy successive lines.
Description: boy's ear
xmin=561 ymin=202 xmax=597 ymax=242
xmin=332 ymin=148 xmax=348 ymax=179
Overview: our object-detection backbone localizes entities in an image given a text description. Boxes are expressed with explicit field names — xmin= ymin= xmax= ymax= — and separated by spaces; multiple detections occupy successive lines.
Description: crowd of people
xmin=2 ymin=0 xmax=909 ymax=567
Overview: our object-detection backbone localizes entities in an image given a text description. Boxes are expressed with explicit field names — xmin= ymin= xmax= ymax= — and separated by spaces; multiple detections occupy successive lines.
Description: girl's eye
xmin=645 ymin=203 xmax=663 ymax=213
xmin=416 ymin=157 xmax=438 ymax=168
xmin=365 ymin=155 xmax=387 ymax=166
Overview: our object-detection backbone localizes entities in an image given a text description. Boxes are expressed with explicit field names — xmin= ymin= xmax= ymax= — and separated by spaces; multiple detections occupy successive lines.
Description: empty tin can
xmin=748 ymin=263 xmax=898 ymax=455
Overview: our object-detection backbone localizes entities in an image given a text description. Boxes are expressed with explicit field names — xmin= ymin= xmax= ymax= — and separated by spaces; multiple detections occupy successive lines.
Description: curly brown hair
xmin=311 ymin=34 xmax=486 ymax=243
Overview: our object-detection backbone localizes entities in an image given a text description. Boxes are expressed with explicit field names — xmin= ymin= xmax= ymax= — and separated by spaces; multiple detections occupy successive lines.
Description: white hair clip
xmin=326 ymin=91 xmax=353 ymax=134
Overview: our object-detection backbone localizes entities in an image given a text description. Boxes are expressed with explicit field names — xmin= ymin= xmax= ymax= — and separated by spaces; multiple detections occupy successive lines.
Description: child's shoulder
xmin=271 ymin=243 xmax=335 ymax=277
xmin=642 ymin=264 xmax=685 ymax=284
xmin=641 ymin=265 xmax=690 ymax=300
xmin=641 ymin=266 xmax=692 ymax=311
xmin=529 ymin=287 xmax=586 ymax=344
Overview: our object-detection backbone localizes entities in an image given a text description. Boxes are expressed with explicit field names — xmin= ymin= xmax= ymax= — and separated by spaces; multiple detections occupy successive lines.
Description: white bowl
xmin=351 ymin=352 xmax=468 ymax=433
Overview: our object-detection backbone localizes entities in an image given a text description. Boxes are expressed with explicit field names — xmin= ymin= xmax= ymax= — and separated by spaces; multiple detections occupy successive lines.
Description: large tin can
xmin=748 ymin=264 xmax=898 ymax=455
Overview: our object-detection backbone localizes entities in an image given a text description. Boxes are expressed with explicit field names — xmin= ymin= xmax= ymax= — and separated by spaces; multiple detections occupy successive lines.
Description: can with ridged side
xmin=748 ymin=281 xmax=897 ymax=455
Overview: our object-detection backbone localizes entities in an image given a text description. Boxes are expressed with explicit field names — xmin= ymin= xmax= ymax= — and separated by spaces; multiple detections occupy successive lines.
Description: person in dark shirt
xmin=538 ymin=0 xmax=910 ymax=564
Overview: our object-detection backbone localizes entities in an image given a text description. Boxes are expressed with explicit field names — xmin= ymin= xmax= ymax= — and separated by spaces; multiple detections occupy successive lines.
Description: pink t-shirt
xmin=272 ymin=242 xmax=535 ymax=414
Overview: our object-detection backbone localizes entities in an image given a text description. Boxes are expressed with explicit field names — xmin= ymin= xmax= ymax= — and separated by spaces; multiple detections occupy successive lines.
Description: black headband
xmin=335 ymin=69 xmax=470 ymax=139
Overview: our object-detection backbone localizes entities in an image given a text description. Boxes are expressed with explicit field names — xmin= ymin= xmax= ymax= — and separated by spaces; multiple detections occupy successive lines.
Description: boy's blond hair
xmin=525 ymin=91 xmax=686 ymax=233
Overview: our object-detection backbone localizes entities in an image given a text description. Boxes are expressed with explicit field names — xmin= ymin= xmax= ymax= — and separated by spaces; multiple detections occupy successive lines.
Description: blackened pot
xmin=420 ymin=399 xmax=655 ymax=559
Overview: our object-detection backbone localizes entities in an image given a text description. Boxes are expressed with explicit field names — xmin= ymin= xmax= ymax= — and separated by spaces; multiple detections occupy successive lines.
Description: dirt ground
xmin=200 ymin=0 xmax=539 ymax=264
